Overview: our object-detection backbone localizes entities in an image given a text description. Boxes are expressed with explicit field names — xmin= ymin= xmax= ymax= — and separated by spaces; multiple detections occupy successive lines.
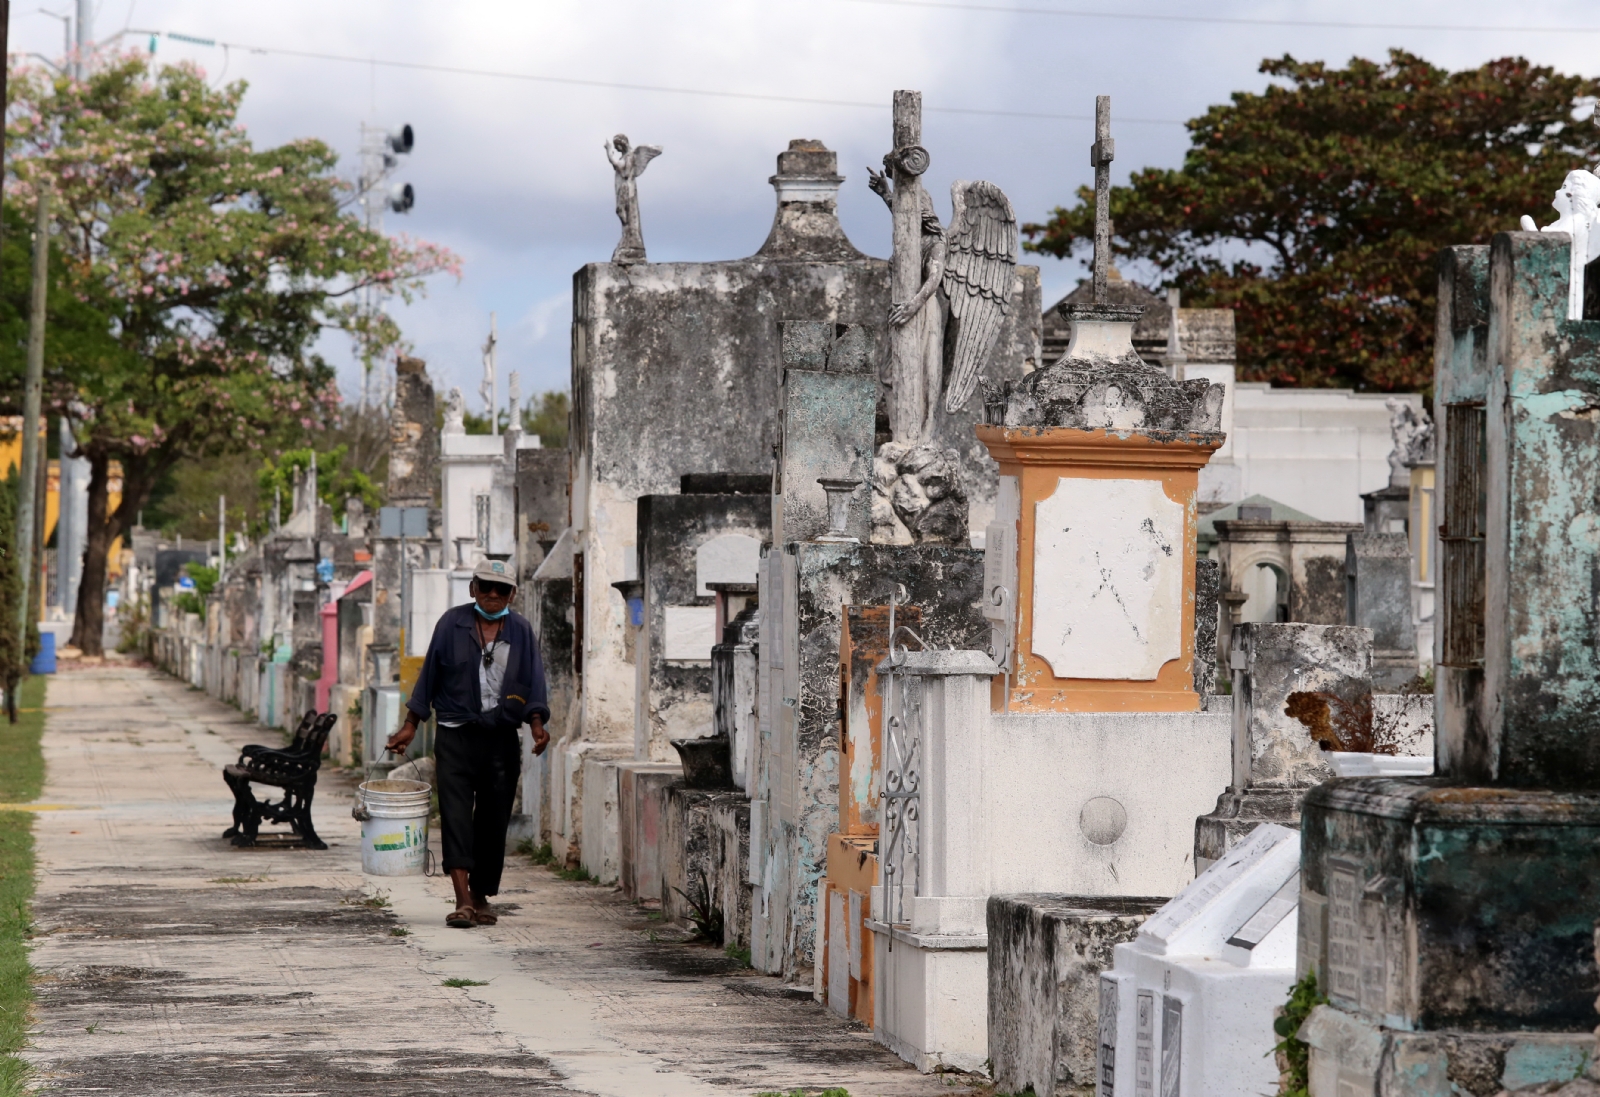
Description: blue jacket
xmin=406 ymin=603 xmax=550 ymax=730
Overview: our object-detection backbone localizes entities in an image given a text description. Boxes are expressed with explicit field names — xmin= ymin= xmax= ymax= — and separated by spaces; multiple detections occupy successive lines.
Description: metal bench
xmin=222 ymin=711 xmax=336 ymax=849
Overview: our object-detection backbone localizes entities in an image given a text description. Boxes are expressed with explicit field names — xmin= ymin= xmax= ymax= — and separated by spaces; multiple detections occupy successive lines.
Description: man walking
xmin=387 ymin=558 xmax=550 ymax=928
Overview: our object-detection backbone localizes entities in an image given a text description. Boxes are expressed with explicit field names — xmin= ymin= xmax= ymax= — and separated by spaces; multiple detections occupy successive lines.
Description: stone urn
xmin=670 ymin=735 xmax=735 ymax=790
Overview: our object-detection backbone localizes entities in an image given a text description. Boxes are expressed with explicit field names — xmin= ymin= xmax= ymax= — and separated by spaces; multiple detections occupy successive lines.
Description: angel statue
xmin=867 ymin=169 xmax=1018 ymax=443
xmin=1520 ymin=168 xmax=1600 ymax=320
xmin=606 ymin=134 xmax=663 ymax=265
xmin=443 ymin=387 xmax=466 ymax=436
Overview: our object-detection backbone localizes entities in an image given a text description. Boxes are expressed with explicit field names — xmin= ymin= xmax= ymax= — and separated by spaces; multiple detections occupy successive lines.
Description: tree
xmin=0 ymin=468 xmax=40 ymax=720
xmin=4 ymin=53 xmax=458 ymax=655
xmin=1023 ymin=51 xmax=1600 ymax=392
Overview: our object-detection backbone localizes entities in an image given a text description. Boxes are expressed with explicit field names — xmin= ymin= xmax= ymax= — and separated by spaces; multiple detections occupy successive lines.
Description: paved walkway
xmin=22 ymin=666 xmax=977 ymax=1097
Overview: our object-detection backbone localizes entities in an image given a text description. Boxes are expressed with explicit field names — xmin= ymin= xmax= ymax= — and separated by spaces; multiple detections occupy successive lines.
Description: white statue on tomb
xmin=1520 ymin=168 xmax=1600 ymax=319
xmin=606 ymin=133 xmax=662 ymax=265
xmin=444 ymin=386 xmax=466 ymax=436
xmin=507 ymin=370 xmax=521 ymax=434
xmin=867 ymin=171 xmax=1019 ymax=441
xmin=1385 ymin=397 xmax=1433 ymax=484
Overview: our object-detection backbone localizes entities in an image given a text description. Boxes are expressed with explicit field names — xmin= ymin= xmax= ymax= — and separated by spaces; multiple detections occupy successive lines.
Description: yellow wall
xmin=0 ymin=420 xmax=124 ymax=579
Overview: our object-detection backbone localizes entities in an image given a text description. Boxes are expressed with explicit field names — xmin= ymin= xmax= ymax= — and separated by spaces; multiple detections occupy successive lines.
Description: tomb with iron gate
xmin=1296 ymin=230 xmax=1600 ymax=1095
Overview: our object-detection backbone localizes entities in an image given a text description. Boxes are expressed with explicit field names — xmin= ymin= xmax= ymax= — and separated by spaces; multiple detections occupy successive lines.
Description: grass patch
xmin=514 ymin=838 xmax=555 ymax=866
xmin=344 ymin=893 xmax=391 ymax=909
xmin=1 ymin=676 xmax=48 ymax=1096
xmin=755 ymin=1090 xmax=851 ymax=1097
xmin=208 ymin=875 xmax=269 ymax=885
xmin=441 ymin=977 xmax=488 ymax=987
xmin=724 ymin=942 xmax=752 ymax=968
xmin=555 ymin=864 xmax=595 ymax=883
xmin=389 ymin=928 xmax=409 ymax=937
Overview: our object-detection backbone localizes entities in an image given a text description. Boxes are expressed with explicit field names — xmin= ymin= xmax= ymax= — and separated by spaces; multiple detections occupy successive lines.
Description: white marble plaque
xmin=696 ymin=532 xmax=762 ymax=595
xmin=662 ymin=604 xmax=717 ymax=661
xmin=1032 ymin=477 xmax=1183 ymax=680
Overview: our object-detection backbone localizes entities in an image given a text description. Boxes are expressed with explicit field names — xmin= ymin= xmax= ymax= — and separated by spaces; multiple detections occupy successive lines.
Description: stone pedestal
xmin=978 ymin=300 xmax=1224 ymax=714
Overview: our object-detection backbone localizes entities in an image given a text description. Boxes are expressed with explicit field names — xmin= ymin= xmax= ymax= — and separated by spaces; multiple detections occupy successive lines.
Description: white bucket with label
xmin=355 ymin=779 xmax=431 ymax=876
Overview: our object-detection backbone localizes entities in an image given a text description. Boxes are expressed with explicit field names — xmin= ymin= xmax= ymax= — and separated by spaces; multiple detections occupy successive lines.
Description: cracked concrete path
xmin=22 ymin=666 xmax=977 ymax=1097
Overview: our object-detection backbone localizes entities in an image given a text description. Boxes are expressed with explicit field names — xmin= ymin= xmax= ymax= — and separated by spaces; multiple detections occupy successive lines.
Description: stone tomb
xmin=1099 ymin=823 xmax=1300 ymax=1097
xmin=1298 ymin=231 xmax=1600 ymax=1095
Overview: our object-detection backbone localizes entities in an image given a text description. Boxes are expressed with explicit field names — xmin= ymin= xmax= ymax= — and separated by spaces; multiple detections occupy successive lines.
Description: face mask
xmin=474 ymin=603 xmax=511 ymax=621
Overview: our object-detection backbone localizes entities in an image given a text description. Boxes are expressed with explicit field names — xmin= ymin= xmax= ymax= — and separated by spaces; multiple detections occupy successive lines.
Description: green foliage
xmin=1024 ymin=51 xmax=1600 ymax=393
xmin=724 ymin=942 xmax=752 ymax=967
xmin=525 ymin=390 xmax=569 ymax=449
xmin=441 ymin=977 xmax=488 ymax=987
xmin=2 ymin=52 xmax=456 ymax=646
xmin=115 ymin=592 xmax=149 ymax=654
xmin=0 ymin=676 xmax=46 ymax=1095
xmin=515 ymin=838 xmax=555 ymax=865
xmin=754 ymin=1090 xmax=850 ymax=1097
xmin=673 ymin=878 xmax=725 ymax=945
xmin=256 ymin=444 xmax=382 ymax=531
xmin=0 ymin=469 xmax=40 ymax=697
xmin=1273 ymin=970 xmax=1328 ymax=1096
xmin=458 ymin=389 xmax=569 ymax=449
xmin=555 ymin=864 xmax=596 ymax=883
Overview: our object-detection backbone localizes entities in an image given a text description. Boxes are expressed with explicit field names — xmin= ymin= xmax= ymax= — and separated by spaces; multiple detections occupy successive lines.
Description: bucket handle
xmin=351 ymin=788 xmax=371 ymax=822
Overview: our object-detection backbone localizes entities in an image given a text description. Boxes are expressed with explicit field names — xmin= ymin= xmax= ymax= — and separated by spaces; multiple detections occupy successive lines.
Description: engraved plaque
xmin=1136 ymin=990 xmax=1155 ymax=1097
xmin=1360 ymin=879 xmax=1388 ymax=1017
xmin=1032 ymin=477 xmax=1184 ymax=680
xmin=1098 ymin=976 xmax=1119 ymax=1096
xmin=1161 ymin=995 xmax=1183 ymax=1097
xmin=1327 ymin=861 xmax=1361 ymax=1006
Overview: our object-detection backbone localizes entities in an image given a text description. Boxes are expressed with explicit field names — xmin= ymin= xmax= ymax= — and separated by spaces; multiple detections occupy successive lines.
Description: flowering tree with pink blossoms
xmin=5 ymin=52 xmax=459 ymax=655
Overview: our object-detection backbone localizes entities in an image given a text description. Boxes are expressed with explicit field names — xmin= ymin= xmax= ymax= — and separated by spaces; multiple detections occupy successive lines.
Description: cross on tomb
xmin=1090 ymin=94 xmax=1114 ymax=306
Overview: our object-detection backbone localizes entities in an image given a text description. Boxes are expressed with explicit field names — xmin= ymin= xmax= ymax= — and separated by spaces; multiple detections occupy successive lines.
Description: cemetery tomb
xmin=1298 ymin=229 xmax=1600 ymax=1096
xmin=1098 ymin=823 xmax=1299 ymax=1097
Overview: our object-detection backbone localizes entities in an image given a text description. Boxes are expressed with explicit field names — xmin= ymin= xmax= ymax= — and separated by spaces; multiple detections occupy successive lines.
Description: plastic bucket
xmin=356 ymin=779 xmax=431 ymax=876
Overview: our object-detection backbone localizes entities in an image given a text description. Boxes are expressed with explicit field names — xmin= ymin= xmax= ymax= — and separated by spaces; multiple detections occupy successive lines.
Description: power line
xmin=139 ymin=32 xmax=1187 ymax=125
xmin=834 ymin=0 xmax=1600 ymax=33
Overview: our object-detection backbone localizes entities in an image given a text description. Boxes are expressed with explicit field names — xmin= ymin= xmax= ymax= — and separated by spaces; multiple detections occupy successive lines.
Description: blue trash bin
xmin=30 ymin=631 xmax=56 ymax=675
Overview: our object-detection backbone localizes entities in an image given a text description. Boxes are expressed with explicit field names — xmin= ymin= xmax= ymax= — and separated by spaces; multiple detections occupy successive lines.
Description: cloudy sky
xmin=10 ymin=0 xmax=1599 ymax=409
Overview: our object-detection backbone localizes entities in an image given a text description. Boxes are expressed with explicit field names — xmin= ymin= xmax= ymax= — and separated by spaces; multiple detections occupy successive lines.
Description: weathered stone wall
xmin=752 ymin=541 xmax=987 ymax=982
xmin=388 ymin=356 xmax=438 ymax=509
xmin=988 ymin=895 xmax=1165 ymax=1097
xmin=636 ymin=492 xmax=769 ymax=761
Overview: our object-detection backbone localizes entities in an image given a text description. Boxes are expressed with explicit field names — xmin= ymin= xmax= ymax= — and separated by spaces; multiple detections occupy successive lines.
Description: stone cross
xmin=888 ymin=89 xmax=928 ymax=436
xmin=1090 ymin=95 xmax=1114 ymax=306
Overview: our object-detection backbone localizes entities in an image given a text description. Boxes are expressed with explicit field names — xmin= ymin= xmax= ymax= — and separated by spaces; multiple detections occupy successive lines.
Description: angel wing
xmin=941 ymin=180 xmax=1018 ymax=413
xmin=631 ymin=144 xmax=664 ymax=177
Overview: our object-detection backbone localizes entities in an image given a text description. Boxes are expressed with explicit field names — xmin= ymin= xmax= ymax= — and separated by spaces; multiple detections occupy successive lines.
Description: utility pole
xmin=16 ymin=189 xmax=48 ymax=648
xmin=73 ymin=0 xmax=91 ymax=78
xmin=355 ymin=123 xmax=414 ymax=410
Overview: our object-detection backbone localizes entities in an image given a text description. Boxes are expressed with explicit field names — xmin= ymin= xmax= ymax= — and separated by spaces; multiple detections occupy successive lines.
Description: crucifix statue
xmin=606 ymin=133 xmax=663 ymax=265
xmin=481 ymin=311 xmax=498 ymax=436
xmin=871 ymin=90 xmax=1018 ymax=445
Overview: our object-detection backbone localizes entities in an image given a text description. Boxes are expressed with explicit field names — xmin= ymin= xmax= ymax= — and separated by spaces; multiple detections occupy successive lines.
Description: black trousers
xmin=434 ymin=723 xmax=522 ymax=896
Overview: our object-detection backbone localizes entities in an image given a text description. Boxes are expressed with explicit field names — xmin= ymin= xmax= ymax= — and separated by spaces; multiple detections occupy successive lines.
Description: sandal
xmin=446 ymin=905 xmax=476 ymax=928
xmin=472 ymin=907 xmax=498 ymax=926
